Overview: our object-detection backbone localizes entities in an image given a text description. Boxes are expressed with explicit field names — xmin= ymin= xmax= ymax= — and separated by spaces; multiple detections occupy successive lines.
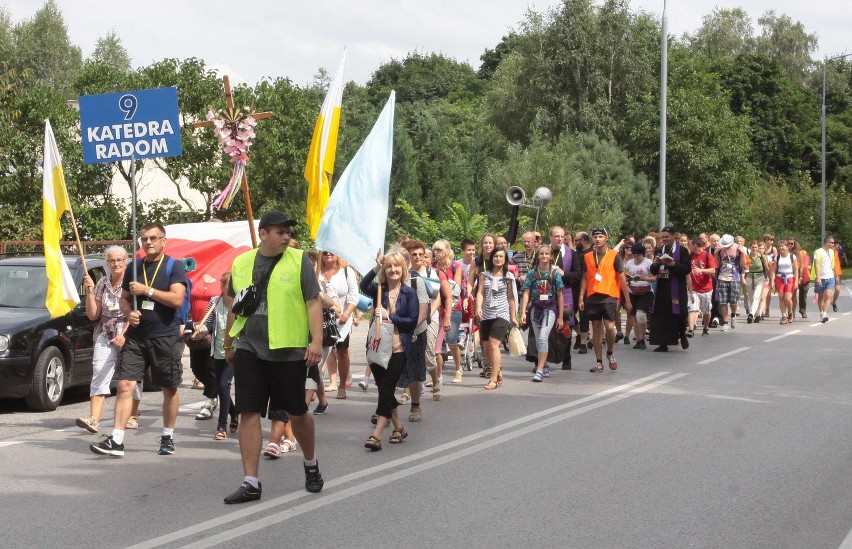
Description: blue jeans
xmin=214 ymin=358 xmax=236 ymax=429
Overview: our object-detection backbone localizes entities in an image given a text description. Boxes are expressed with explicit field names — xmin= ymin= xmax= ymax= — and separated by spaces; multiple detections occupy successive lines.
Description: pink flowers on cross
xmin=206 ymin=109 xmax=257 ymax=164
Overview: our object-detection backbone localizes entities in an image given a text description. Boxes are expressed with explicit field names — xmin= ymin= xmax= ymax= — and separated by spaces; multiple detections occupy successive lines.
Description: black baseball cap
xmin=259 ymin=210 xmax=297 ymax=229
xmin=590 ymin=227 xmax=608 ymax=237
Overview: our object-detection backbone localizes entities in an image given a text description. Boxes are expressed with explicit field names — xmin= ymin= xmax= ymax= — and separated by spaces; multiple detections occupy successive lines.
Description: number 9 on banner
xmin=118 ymin=94 xmax=137 ymax=120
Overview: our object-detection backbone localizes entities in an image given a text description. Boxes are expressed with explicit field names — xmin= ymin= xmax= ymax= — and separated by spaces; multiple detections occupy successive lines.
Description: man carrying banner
xmin=222 ymin=211 xmax=324 ymax=503
xmin=90 ymin=222 xmax=187 ymax=458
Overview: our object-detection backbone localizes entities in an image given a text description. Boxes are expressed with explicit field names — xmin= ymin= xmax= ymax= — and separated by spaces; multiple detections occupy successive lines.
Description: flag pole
xmin=65 ymin=193 xmax=88 ymax=273
xmin=130 ymin=157 xmax=138 ymax=312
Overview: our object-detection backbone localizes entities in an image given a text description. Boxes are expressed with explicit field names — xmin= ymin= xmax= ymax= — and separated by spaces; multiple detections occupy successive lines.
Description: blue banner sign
xmin=79 ymin=87 xmax=183 ymax=164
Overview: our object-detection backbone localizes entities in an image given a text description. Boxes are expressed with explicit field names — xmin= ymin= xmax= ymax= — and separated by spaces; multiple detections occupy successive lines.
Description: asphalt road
xmin=1 ymin=295 xmax=851 ymax=549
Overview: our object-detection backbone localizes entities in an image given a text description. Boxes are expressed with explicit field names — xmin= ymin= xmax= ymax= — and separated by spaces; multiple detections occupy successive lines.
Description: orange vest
xmin=584 ymin=249 xmax=620 ymax=298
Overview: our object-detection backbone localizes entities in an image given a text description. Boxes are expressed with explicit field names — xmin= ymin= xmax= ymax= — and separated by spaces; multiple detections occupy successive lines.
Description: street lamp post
xmin=821 ymin=53 xmax=852 ymax=244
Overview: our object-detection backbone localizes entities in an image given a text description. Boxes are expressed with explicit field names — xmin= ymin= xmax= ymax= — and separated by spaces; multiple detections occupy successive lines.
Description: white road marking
xmin=697 ymin=347 xmax=751 ymax=365
xmin=128 ymin=372 xmax=679 ymax=549
xmin=844 ymin=312 xmax=851 ymax=316
xmin=809 ymin=322 xmax=822 ymax=327
xmin=841 ymin=524 xmax=852 ymax=549
xmin=0 ymin=441 xmax=24 ymax=448
xmin=763 ymin=330 xmax=801 ymax=343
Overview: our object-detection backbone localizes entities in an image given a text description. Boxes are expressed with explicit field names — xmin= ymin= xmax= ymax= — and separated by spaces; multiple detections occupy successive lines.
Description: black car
xmin=0 ymin=255 xmax=108 ymax=411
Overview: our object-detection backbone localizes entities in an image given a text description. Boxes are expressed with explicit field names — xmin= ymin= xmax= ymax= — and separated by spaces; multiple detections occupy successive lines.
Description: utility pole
xmin=659 ymin=0 xmax=668 ymax=230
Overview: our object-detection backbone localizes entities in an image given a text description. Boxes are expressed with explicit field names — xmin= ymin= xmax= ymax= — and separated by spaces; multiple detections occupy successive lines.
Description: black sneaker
xmin=747 ymin=314 xmax=753 ymax=324
xmin=157 ymin=435 xmax=175 ymax=455
xmin=623 ymin=335 xmax=631 ymax=345
xmin=832 ymin=303 xmax=838 ymax=312
xmin=614 ymin=333 xmax=624 ymax=343
xmin=313 ymin=402 xmax=329 ymax=415
xmin=224 ymin=481 xmax=262 ymax=504
xmin=90 ymin=435 xmax=124 ymax=457
xmin=639 ymin=340 xmax=647 ymax=350
xmin=578 ymin=346 xmax=588 ymax=355
xmin=304 ymin=462 xmax=324 ymax=493
xmin=710 ymin=317 xmax=719 ymax=328
xmin=685 ymin=329 xmax=695 ymax=338
xmin=702 ymin=327 xmax=709 ymax=336
xmin=632 ymin=340 xmax=643 ymax=349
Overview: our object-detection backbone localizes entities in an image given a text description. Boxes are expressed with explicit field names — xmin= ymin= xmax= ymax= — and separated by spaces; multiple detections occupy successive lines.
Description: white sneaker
xmin=730 ymin=318 xmax=736 ymax=329
xmin=721 ymin=323 xmax=729 ymax=332
xmin=358 ymin=379 xmax=370 ymax=391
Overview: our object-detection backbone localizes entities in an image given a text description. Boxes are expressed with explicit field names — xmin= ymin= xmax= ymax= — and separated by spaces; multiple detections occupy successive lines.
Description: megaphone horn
xmin=506 ymin=186 xmax=525 ymax=206
xmin=532 ymin=187 xmax=553 ymax=207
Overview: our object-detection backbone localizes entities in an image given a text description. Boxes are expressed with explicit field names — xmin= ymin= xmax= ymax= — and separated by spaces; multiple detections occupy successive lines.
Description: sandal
xmin=262 ymin=442 xmax=281 ymax=459
xmin=125 ymin=416 xmax=139 ymax=429
xmin=229 ymin=415 xmax=239 ymax=433
xmin=279 ymin=438 xmax=298 ymax=453
xmin=214 ymin=428 xmax=228 ymax=441
xmin=496 ymin=371 xmax=504 ymax=386
xmin=364 ymin=435 xmax=382 ymax=451
xmin=453 ymin=371 xmax=463 ymax=384
xmin=370 ymin=414 xmax=379 ymax=425
xmin=396 ymin=393 xmax=410 ymax=405
xmin=389 ymin=427 xmax=408 ymax=444
xmin=432 ymin=378 xmax=442 ymax=401
xmin=336 ymin=389 xmax=347 ymax=400
xmin=484 ymin=380 xmax=499 ymax=390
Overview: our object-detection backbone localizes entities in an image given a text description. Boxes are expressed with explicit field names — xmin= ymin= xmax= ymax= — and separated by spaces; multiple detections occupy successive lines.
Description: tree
xmin=366 ymin=52 xmax=485 ymax=105
xmin=486 ymin=0 xmax=660 ymax=146
xmin=686 ymin=7 xmax=754 ymax=58
xmin=717 ymin=53 xmax=813 ymax=177
xmin=10 ymin=0 xmax=82 ymax=97
xmin=90 ymin=30 xmax=131 ymax=73
xmin=623 ymin=46 xmax=758 ymax=234
xmin=481 ymin=133 xmax=654 ymax=236
xmin=755 ymin=11 xmax=818 ymax=85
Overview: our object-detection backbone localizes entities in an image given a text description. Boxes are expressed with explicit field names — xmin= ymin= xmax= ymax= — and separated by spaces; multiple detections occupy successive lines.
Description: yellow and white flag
xmin=43 ymin=120 xmax=79 ymax=317
xmin=305 ymin=48 xmax=346 ymax=239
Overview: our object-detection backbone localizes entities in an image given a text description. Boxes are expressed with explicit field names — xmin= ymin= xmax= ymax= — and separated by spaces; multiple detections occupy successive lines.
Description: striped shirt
xmin=480 ymin=270 xmax=516 ymax=321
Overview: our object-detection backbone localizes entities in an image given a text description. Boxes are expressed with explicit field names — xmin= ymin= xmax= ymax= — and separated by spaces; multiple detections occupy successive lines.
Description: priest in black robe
xmin=649 ymin=227 xmax=691 ymax=351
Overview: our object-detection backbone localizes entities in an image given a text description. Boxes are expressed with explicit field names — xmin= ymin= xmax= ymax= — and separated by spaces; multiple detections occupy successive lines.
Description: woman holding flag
xmin=360 ymin=250 xmax=419 ymax=451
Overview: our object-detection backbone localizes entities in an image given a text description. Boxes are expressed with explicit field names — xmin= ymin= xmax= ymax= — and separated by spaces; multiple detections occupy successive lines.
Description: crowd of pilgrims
xmin=89 ymin=226 xmax=843 ymax=458
xmin=181 ymin=226 xmax=844 ymax=455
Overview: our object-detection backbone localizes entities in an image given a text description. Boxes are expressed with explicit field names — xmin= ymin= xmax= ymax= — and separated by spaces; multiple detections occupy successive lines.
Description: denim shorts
xmin=814 ymin=277 xmax=836 ymax=294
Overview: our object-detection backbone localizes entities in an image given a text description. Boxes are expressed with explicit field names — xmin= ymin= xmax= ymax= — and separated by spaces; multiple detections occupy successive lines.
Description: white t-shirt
xmin=406 ymin=273 xmax=430 ymax=335
xmin=320 ymin=266 xmax=358 ymax=340
xmin=627 ymin=257 xmax=653 ymax=290
xmin=813 ymin=248 xmax=836 ymax=280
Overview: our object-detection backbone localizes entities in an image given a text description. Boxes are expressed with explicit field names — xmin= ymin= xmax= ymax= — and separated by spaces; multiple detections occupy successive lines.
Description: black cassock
xmin=649 ymin=243 xmax=690 ymax=346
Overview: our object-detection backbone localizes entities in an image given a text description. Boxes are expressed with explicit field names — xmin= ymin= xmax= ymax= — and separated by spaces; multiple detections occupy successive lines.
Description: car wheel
xmin=24 ymin=346 xmax=66 ymax=412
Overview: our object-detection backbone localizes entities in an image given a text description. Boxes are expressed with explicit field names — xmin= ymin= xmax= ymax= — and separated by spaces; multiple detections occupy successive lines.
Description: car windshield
xmin=0 ymin=265 xmax=50 ymax=309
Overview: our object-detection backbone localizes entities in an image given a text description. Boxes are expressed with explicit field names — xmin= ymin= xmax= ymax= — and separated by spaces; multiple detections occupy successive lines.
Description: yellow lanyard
xmin=142 ymin=256 xmax=165 ymax=290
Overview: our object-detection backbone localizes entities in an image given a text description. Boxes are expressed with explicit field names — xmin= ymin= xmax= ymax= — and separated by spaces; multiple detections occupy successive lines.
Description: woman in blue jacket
xmin=360 ymin=249 xmax=419 ymax=451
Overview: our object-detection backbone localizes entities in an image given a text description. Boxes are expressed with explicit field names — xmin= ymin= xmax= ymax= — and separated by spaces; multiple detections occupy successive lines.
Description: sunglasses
xmin=139 ymin=236 xmax=164 ymax=243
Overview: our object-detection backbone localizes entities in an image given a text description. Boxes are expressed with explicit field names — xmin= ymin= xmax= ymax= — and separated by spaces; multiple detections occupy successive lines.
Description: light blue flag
xmin=315 ymin=91 xmax=395 ymax=276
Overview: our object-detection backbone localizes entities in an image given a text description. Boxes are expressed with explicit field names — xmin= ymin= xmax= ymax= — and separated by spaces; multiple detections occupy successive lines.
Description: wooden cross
xmin=193 ymin=75 xmax=273 ymax=248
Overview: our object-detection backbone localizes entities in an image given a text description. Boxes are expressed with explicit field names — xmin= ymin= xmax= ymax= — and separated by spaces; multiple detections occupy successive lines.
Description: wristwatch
xmin=148 ymin=288 xmax=155 ymax=297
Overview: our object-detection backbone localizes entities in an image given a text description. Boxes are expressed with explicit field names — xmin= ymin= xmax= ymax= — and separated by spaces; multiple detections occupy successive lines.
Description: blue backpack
xmin=136 ymin=257 xmax=192 ymax=324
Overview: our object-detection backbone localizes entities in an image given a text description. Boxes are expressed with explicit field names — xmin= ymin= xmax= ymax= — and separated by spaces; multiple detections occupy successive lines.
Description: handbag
xmin=365 ymin=315 xmax=394 ymax=368
xmin=507 ymin=327 xmax=527 ymax=357
xmin=231 ymin=252 xmax=283 ymax=317
xmin=322 ymin=308 xmax=340 ymax=347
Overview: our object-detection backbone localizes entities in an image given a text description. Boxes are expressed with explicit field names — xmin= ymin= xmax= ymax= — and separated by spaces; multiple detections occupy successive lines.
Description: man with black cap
xmin=221 ymin=211 xmax=325 ymax=503
xmin=649 ymin=226 xmax=692 ymax=351
xmin=578 ymin=228 xmax=631 ymax=372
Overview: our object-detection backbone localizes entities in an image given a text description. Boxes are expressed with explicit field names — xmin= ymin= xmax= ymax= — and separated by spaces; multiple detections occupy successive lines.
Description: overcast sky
xmin=4 ymin=0 xmax=851 ymax=87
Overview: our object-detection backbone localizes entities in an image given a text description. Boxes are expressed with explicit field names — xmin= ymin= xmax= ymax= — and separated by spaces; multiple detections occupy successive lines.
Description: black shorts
xmin=116 ymin=335 xmax=184 ymax=389
xmin=585 ymin=298 xmax=618 ymax=322
xmin=334 ymin=333 xmax=350 ymax=350
xmin=268 ymin=407 xmax=290 ymax=422
xmin=480 ymin=317 xmax=510 ymax=341
xmin=307 ymin=364 xmax=322 ymax=385
xmin=233 ymin=349 xmax=308 ymax=417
